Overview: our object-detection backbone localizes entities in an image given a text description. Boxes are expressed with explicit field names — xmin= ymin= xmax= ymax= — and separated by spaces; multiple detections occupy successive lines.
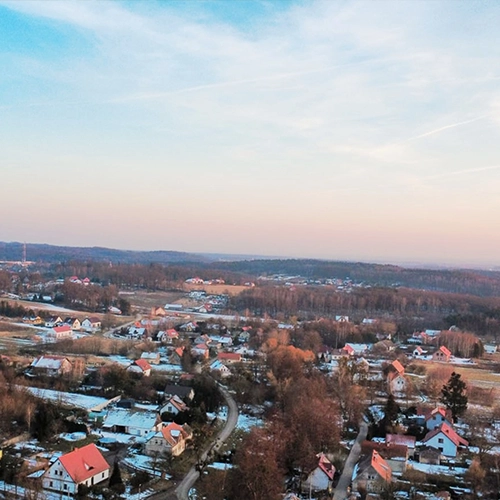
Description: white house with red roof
xmin=47 ymin=325 xmax=73 ymax=340
xmin=432 ymin=346 xmax=452 ymax=363
xmin=422 ymin=422 xmax=468 ymax=457
xmin=42 ymin=443 xmax=110 ymax=495
xmin=127 ymin=359 xmax=152 ymax=376
xmin=384 ymin=360 xmax=407 ymax=395
xmin=145 ymin=422 xmax=193 ymax=456
xmin=302 ymin=453 xmax=335 ymax=493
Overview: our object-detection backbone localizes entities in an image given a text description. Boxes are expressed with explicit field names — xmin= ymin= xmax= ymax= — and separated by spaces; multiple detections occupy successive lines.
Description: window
xmin=102 ymin=473 xmax=105 ymax=478
xmin=64 ymin=484 xmax=67 ymax=490
xmin=438 ymin=438 xmax=444 ymax=443
xmin=50 ymin=481 xmax=53 ymax=488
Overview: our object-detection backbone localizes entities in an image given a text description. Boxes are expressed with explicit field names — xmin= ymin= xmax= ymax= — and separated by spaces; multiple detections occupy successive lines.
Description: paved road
xmin=175 ymin=384 xmax=239 ymax=500
xmin=333 ymin=421 xmax=368 ymax=500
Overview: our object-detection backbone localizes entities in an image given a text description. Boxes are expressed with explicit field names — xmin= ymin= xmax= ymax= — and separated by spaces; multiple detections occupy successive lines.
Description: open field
xmin=122 ymin=291 xmax=184 ymax=309
xmin=183 ymin=283 xmax=250 ymax=296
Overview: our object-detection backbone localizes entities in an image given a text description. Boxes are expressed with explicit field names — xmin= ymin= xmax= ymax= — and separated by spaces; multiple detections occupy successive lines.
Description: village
xmin=0 ymin=270 xmax=500 ymax=500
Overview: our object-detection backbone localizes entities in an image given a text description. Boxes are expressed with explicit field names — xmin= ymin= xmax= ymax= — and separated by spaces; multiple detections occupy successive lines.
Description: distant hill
xmin=0 ymin=242 xmax=210 ymax=265
xmin=209 ymin=258 xmax=500 ymax=297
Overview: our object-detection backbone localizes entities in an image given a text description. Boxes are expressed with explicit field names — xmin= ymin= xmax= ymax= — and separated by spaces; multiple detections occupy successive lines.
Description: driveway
xmin=175 ymin=384 xmax=239 ymax=500
xmin=333 ymin=421 xmax=368 ymax=500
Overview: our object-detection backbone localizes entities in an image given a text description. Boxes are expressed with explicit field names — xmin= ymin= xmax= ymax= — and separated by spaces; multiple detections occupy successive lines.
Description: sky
xmin=1 ymin=0 xmax=500 ymax=268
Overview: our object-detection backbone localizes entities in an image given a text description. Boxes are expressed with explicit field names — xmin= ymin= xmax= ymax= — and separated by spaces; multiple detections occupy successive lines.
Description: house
xmin=164 ymin=384 xmax=194 ymax=402
xmin=127 ymin=359 xmax=152 ymax=377
xmin=151 ymin=307 xmax=167 ymax=317
xmin=128 ymin=326 xmax=146 ymax=339
xmin=386 ymin=434 xmax=416 ymax=458
xmin=64 ymin=318 xmax=81 ymax=330
xmin=217 ymin=352 xmax=242 ymax=364
xmin=160 ymin=395 xmax=188 ymax=416
xmin=361 ymin=441 xmax=408 ymax=473
xmin=47 ymin=325 xmax=73 ymax=340
xmin=484 ymin=344 xmax=497 ymax=354
xmin=422 ymin=422 xmax=468 ymax=457
xmin=157 ymin=329 xmax=179 ymax=344
xmin=433 ymin=346 xmax=452 ymax=363
xmin=81 ymin=317 xmax=101 ymax=333
xmin=424 ymin=407 xmax=453 ymax=431
xmin=29 ymin=355 xmax=72 ymax=377
xmin=342 ymin=343 xmax=369 ymax=357
xmin=210 ymin=360 xmax=231 ymax=377
xmin=170 ymin=346 xmax=185 ymax=365
xmin=412 ymin=346 xmax=426 ymax=357
xmin=191 ymin=344 xmax=209 ymax=359
xmin=384 ymin=360 xmax=406 ymax=395
xmin=42 ymin=443 xmax=110 ymax=496
xmin=352 ymin=450 xmax=392 ymax=494
xmin=44 ymin=316 xmax=63 ymax=328
xmin=418 ymin=446 xmax=442 ymax=465
xmin=102 ymin=408 xmax=161 ymax=436
xmin=141 ymin=352 xmax=161 ymax=365
xmin=302 ymin=453 xmax=335 ymax=493
xmin=144 ymin=423 xmax=193 ymax=457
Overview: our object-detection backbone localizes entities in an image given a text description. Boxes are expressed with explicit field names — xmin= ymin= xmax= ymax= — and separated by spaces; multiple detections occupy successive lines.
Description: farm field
xmin=183 ymin=283 xmax=249 ymax=296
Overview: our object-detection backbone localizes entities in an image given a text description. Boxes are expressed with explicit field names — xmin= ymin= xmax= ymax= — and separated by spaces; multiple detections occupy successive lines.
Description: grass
xmin=183 ymin=283 xmax=249 ymax=296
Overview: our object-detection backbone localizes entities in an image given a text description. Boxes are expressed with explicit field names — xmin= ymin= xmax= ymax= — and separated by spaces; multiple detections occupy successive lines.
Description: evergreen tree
xmin=441 ymin=372 xmax=468 ymax=421
xmin=109 ymin=462 xmax=125 ymax=494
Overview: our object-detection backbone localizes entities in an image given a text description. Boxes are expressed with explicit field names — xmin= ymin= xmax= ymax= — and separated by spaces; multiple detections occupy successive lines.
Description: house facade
xmin=42 ymin=444 xmax=109 ymax=495
xmin=145 ymin=423 xmax=193 ymax=457
xmin=422 ymin=422 xmax=468 ymax=457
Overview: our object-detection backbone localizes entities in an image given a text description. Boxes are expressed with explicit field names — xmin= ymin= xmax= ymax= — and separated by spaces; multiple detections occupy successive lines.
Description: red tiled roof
xmin=58 ymin=444 xmax=109 ymax=484
xmin=161 ymin=423 xmax=190 ymax=447
xmin=370 ymin=450 xmax=392 ymax=482
xmin=134 ymin=359 xmax=152 ymax=372
xmin=218 ymin=352 xmax=242 ymax=362
xmin=423 ymin=422 xmax=468 ymax=447
xmin=391 ymin=360 xmax=405 ymax=374
xmin=53 ymin=325 xmax=72 ymax=333
xmin=439 ymin=346 xmax=452 ymax=357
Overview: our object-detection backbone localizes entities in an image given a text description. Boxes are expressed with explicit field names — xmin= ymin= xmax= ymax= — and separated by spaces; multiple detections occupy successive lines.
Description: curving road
xmin=175 ymin=384 xmax=239 ymax=500
xmin=333 ymin=421 xmax=368 ymax=500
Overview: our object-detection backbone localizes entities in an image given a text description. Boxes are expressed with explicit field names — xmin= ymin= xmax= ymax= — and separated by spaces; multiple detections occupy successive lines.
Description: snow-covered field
xmin=25 ymin=387 xmax=113 ymax=411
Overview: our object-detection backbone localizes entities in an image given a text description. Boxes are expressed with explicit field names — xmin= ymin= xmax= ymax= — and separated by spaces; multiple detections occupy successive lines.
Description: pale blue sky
xmin=1 ymin=1 xmax=500 ymax=267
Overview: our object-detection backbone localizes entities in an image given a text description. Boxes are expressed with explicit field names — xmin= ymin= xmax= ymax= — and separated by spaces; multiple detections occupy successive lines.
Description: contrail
xmin=404 ymin=115 xmax=488 ymax=143
xmin=424 ymin=164 xmax=500 ymax=181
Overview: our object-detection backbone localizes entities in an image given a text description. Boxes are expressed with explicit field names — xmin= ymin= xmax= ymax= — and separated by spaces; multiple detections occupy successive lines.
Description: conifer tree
xmin=441 ymin=371 xmax=468 ymax=421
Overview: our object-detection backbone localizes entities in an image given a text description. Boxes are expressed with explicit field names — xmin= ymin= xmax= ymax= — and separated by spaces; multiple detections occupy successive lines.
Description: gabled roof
xmin=385 ymin=434 xmax=416 ymax=449
xmin=164 ymin=395 xmax=187 ymax=413
xmin=423 ymin=422 xmax=468 ymax=447
xmin=425 ymin=407 xmax=452 ymax=422
xmin=437 ymin=345 xmax=452 ymax=357
xmin=317 ymin=453 xmax=335 ymax=480
xmin=217 ymin=352 xmax=242 ymax=362
xmin=58 ymin=444 xmax=109 ymax=484
xmin=31 ymin=355 xmax=69 ymax=370
xmin=53 ymin=325 xmax=72 ymax=333
xmin=370 ymin=450 xmax=392 ymax=482
xmin=390 ymin=360 xmax=405 ymax=374
xmin=361 ymin=440 xmax=408 ymax=460
xmin=161 ymin=423 xmax=191 ymax=446
xmin=132 ymin=359 xmax=152 ymax=372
